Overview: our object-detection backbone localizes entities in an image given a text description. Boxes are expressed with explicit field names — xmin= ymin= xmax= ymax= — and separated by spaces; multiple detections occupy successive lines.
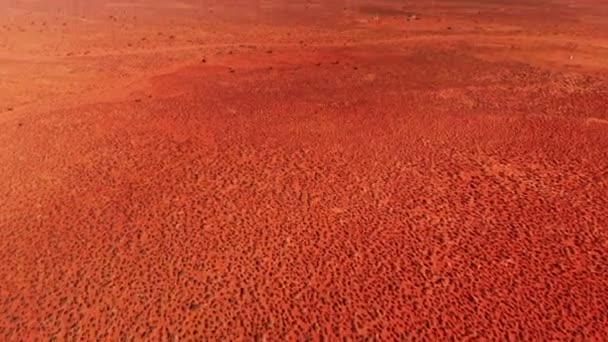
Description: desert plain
xmin=1 ymin=0 xmax=608 ymax=340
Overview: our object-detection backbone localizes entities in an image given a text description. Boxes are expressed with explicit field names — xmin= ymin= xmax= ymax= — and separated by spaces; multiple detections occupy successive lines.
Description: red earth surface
xmin=1 ymin=0 xmax=608 ymax=340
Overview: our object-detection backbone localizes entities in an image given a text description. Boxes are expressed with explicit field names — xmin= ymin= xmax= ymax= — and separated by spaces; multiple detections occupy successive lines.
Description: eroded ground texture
xmin=1 ymin=0 xmax=608 ymax=340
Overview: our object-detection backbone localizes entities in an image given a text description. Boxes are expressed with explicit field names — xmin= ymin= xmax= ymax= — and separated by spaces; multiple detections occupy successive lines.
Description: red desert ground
xmin=1 ymin=0 xmax=607 ymax=340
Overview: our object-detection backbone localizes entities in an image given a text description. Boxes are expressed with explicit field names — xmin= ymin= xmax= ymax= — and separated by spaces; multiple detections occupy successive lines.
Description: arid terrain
xmin=1 ymin=0 xmax=608 ymax=340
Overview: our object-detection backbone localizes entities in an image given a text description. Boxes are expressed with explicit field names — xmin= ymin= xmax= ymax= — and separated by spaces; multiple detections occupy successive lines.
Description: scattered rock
xmin=168 ymin=35 xmax=175 ymax=40
xmin=266 ymin=50 xmax=273 ymax=54
xmin=188 ymin=302 xmax=200 ymax=311
xmin=135 ymin=98 xmax=142 ymax=102
xmin=332 ymin=60 xmax=340 ymax=65
xmin=18 ymin=123 xmax=23 ymax=127
xmin=229 ymin=68 xmax=235 ymax=73
xmin=407 ymin=14 xmax=419 ymax=21
xmin=316 ymin=62 xmax=321 ymax=66
xmin=201 ymin=58 xmax=207 ymax=63
xmin=447 ymin=26 xmax=453 ymax=30
xmin=7 ymin=107 xmax=13 ymax=111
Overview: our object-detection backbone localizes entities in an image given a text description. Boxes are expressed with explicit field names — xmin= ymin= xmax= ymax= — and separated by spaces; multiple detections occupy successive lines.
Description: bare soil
xmin=1 ymin=0 xmax=608 ymax=340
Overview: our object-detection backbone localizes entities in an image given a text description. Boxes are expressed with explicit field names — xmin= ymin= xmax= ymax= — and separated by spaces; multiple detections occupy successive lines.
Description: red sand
xmin=1 ymin=0 xmax=608 ymax=340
